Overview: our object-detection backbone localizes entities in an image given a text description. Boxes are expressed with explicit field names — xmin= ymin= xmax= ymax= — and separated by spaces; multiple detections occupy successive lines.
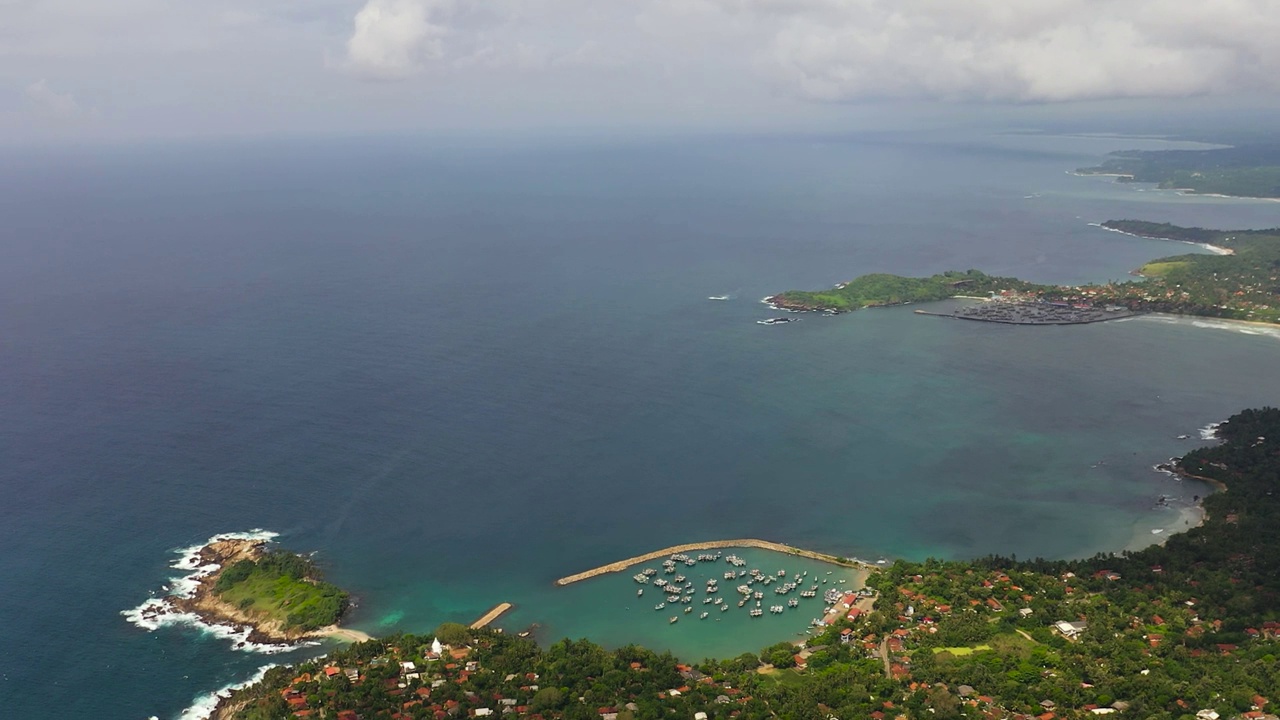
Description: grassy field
xmin=932 ymin=644 xmax=992 ymax=656
xmin=756 ymin=667 xmax=808 ymax=687
xmin=1137 ymin=260 xmax=1192 ymax=277
xmin=932 ymin=633 xmax=1038 ymax=661
xmin=215 ymin=552 xmax=348 ymax=632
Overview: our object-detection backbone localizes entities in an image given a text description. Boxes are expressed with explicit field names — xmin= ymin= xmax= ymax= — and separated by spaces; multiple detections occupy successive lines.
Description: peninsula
xmin=168 ymin=537 xmax=358 ymax=645
xmin=768 ymin=221 xmax=1280 ymax=324
xmin=1075 ymin=143 xmax=1280 ymax=199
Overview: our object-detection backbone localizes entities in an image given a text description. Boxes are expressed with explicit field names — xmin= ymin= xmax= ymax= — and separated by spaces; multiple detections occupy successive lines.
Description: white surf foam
xmin=122 ymin=530 xmax=315 ymax=654
xmin=1199 ymin=422 xmax=1223 ymax=441
xmin=167 ymin=663 xmax=279 ymax=720
xmin=1088 ymin=223 xmax=1233 ymax=255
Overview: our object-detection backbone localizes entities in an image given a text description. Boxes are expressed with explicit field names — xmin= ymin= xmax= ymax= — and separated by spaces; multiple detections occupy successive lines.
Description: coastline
xmin=1071 ymin=172 xmax=1280 ymax=203
xmin=1141 ymin=313 xmax=1280 ymax=334
xmin=1088 ymin=222 xmax=1235 ymax=256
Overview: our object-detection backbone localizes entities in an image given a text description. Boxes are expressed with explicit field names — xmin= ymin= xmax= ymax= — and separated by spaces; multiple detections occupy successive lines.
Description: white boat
xmin=655 ymin=603 xmax=665 ymax=610
xmin=637 ymin=589 xmax=643 ymax=597
xmin=708 ymin=295 xmax=730 ymax=301
xmin=670 ymin=616 xmax=678 ymax=624
xmin=700 ymin=612 xmax=710 ymax=619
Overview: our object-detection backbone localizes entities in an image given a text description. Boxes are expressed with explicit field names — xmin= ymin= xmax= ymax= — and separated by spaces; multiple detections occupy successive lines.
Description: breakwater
xmin=470 ymin=603 xmax=514 ymax=629
xmin=555 ymin=539 xmax=869 ymax=586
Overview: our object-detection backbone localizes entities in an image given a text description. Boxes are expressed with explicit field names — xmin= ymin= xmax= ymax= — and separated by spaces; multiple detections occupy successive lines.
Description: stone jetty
xmin=470 ymin=603 xmax=514 ymax=629
xmin=555 ymin=539 xmax=869 ymax=586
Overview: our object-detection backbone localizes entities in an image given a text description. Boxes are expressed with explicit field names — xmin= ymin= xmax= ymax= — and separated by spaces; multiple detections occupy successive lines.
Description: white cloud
xmin=700 ymin=0 xmax=1280 ymax=102
xmin=344 ymin=0 xmax=453 ymax=79
xmin=24 ymin=79 xmax=94 ymax=121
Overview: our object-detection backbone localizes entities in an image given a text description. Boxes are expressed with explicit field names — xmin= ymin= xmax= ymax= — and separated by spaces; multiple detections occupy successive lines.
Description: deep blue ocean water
xmin=2 ymin=131 xmax=1279 ymax=718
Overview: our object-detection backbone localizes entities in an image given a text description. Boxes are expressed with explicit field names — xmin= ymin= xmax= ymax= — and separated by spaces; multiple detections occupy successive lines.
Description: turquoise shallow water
xmin=1 ymin=131 xmax=1279 ymax=718
xmin=497 ymin=549 xmax=866 ymax=662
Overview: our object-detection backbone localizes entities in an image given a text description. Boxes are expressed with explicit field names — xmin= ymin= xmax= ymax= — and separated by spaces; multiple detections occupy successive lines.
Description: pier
xmin=470 ymin=603 xmax=514 ymax=630
xmin=555 ymin=539 xmax=869 ymax=586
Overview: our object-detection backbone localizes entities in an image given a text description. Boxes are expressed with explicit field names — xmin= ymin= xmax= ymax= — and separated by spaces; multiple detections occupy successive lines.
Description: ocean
xmin=2 ymin=130 xmax=1279 ymax=718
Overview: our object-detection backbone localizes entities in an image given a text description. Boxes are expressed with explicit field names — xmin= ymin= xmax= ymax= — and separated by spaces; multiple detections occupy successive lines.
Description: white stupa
xmin=431 ymin=637 xmax=444 ymax=656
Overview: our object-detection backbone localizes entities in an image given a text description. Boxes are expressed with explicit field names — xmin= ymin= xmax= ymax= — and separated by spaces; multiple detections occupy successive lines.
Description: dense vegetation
xmin=768 ymin=270 xmax=1050 ymax=312
xmin=1076 ymin=144 xmax=1280 ymax=198
xmin=215 ymin=550 xmax=349 ymax=632
xmin=218 ymin=409 xmax=1280 ymax=720
xmin=770 ymin=222 xmax=1280 ymax=323
xmin=1098 ymin=221 xmax=1280 ymax=323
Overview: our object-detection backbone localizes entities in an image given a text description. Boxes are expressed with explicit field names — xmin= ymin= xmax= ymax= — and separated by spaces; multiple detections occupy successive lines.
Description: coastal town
xmin=207 ymin=408 xmax=1280 ymax=720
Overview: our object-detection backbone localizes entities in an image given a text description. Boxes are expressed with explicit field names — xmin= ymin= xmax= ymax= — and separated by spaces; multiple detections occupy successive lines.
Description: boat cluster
xmin=634 ymin=553 xmax=833 ymax=625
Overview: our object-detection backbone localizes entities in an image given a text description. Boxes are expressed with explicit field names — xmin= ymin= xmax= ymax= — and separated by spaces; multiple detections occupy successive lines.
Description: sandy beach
xmin=1123 ymin=503 xmax=1206 ymax=553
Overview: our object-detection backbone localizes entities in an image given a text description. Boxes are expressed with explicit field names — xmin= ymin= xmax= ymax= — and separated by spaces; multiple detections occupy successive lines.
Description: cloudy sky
xmin=3 ymin=0 xmax=1279 ymax=143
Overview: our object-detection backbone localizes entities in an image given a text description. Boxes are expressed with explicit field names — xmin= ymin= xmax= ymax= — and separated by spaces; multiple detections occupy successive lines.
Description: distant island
xmin=1075 ymin=144 xmax=1280 ymax=199
xmin=206 ymin=407 xmax=1280 ymax=720
xmin=153 ymin=536 xmax=359 ymax=646
xmin=767 ymin=221 xmax=1280 ymax=325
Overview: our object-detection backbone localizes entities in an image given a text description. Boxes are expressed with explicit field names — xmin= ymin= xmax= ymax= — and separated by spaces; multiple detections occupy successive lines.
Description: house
xmin=1019 ymin=608 xmax=1034 ymax=618
xmin=1054 ymin=620 xmax=1087 ymax=638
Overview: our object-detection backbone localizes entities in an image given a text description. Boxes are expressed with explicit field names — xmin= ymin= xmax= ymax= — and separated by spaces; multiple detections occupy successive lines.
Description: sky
xmin=3 ymin=0 xmax=1280 ymax=144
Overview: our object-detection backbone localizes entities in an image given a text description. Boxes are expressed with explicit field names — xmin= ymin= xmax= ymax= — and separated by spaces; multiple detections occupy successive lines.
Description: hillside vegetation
xmin=215 ymin=550 xmax=349 ymax=632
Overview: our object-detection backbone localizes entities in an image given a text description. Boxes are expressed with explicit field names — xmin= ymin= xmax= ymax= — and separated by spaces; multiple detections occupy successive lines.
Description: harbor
xmin=521 ymin=543 xmax=874 ymax=651
xmin=915 ymin=299 xmax=1141 ymax=325
xmin=555 ymin=538 xmax=870 ymax=586
xmin=627 ymin=551 xmax=870 ymax=632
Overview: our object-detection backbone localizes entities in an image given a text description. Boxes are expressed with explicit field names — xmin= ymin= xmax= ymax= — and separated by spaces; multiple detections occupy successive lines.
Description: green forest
xmin=1076 ymin=145 xmax=1280 ymax=199
xmin=215 ymin=549 xmax=350 ymax=632
xmin=217 ymin=408 xmax=1280 ymax=720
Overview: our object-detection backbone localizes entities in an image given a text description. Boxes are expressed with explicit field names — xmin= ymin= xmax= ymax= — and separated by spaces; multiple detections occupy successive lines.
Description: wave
xmin=1187 ymin=320 xmax=1280 ymax=339
xmin=122 ymin=530 xmax=317 ymax=655
xmin=1199 ymin=422 xmax=1223 ymax=441
xmin=1134 ymin=314 xmax=1280 ymax=340
xmin=153 ymin=663 xmax=278 ymax=720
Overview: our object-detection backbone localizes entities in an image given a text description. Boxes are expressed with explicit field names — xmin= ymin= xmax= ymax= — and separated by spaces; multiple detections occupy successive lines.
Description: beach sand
xmin=1123 ymin=504 xmax=1206 ymax=553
